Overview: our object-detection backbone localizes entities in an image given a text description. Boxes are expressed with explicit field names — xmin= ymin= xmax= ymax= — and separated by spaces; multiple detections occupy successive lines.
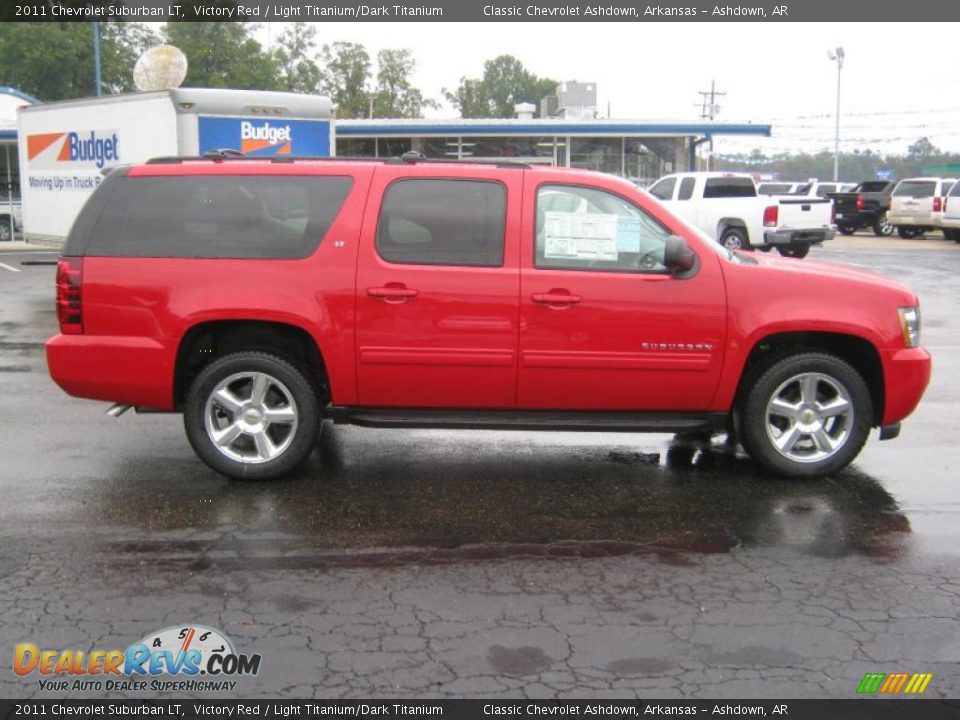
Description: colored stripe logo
xmin=857 ymin=672 xmax=932 ymax=694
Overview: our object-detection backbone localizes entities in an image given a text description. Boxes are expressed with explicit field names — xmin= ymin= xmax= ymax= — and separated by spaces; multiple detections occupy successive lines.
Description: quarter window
xmin=535 ymin=184 xmax=671 ymax=273
xmin=86 ymin=175 xmax=353 ymax=259
xmin=376 ymin=179 xmax=506 ymax=267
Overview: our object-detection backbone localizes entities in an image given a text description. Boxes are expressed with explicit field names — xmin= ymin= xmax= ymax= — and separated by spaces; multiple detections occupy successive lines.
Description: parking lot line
xmin=0 ymin=261 xmax=22 ymax=273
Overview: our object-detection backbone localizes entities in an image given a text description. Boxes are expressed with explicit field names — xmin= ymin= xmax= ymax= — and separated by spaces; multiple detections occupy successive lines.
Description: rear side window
xmin=86 ymin=175 xmax=353 ymax=259
xmin=376 ymin=179 xmax=506 ymax=267
xmin=894 ymin=181 xmax=936 ymax=198
xmin=677 ymin=177 xmax=696 ymax=200
xmin=703 ymin=177 xmax=756 ymax=198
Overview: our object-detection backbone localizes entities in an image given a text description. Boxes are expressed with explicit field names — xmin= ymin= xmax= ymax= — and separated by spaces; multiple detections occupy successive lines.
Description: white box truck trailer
xmin=17 ymin=88 xmax=333 ymax=243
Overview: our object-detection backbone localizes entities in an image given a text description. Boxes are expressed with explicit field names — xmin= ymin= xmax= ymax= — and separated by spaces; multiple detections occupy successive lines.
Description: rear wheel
xmin=943 ymin=228 xmax=960 ymax=242
xmin=720 ymin=227 xmax=749 ymax=251
xmin=777 ymin=244 xmax=810 ymax=259
xmin=184 ymin=351 xmax=320 ymax=480
xmin=0 ymin=219 xmax=11 ymax=242
xmin=739 ymin=352 xmax=873 ymax=478
xmin=836 ymin=222 xmax=858 ymax=236
xmin=872 ymin=214 xmax=894 ymax=236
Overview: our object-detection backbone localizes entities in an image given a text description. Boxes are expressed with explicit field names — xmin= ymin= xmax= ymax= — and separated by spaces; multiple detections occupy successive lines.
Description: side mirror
xmin=664 ymin=235 xmax=696 ymax=273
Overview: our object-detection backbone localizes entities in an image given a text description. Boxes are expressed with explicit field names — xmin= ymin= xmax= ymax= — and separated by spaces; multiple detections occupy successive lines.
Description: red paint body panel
xmin=46 ymin=160 xmax=931 ymax=431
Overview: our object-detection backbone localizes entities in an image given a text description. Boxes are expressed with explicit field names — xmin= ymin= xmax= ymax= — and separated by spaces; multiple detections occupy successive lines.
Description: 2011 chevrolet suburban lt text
xmin=46 ymin=156 xmax=931 ymax=480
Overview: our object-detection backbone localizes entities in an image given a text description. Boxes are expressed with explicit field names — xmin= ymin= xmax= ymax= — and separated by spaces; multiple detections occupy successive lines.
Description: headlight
xmin=898 ymin=307 xmax=921 ymax=348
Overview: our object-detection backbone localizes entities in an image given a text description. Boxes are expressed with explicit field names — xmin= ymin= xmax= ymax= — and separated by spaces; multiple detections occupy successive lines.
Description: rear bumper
xmin=881 ymin=346 xmax=932 ymax=426
xmin=888 ymin=212 xmax=936 ymax=227
xmin=46 ymin=334 xmax=175 ymax=410
xmin=763 ymin=228 xmax=835 ymax=246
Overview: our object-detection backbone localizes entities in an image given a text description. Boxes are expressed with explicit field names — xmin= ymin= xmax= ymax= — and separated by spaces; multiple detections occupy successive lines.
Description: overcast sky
xmin=256 ymin=21 xmax=959 ymax=157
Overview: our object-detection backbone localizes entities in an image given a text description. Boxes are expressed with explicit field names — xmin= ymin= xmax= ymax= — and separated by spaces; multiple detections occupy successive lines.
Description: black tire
xmin=184 ymin=351 xmax=320 ymax=480
xmin=943 ymin=228 xmax=960 ymax=242
xmin=897 ymin=227 xmax=922 ymax=239
xmin=777 ymin=244 xmax=810 ymax=259
xmin=836 ymin=222 xmax=858 ymax=236
xmin=872 ymin=214 xmax=894 ymax=236
xmin=720 ymin=227 xmax=750 ymax=252
xmin=0 ymin=218 xmax=11 ymax=242
xmin=739 ymin=352 xmax=873 ymax=479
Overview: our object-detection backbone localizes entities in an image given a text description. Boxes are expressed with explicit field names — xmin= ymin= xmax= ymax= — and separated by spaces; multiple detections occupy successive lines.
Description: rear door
xmin=518 ymin=176 xmax=726 ymax=411
xmin=354 ymin=166 xmax=522 ymax=408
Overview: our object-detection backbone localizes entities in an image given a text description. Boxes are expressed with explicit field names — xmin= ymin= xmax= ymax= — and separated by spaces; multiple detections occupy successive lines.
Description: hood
xmin=748 ymin=253 xmax=919 ymax=305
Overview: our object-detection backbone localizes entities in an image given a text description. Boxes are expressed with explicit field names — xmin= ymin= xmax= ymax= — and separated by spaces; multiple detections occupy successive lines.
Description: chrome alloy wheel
xmin=204 ymin=371 xmax=299 ymax=464
xmin=764 ymin=372 xmax=854 ymax=463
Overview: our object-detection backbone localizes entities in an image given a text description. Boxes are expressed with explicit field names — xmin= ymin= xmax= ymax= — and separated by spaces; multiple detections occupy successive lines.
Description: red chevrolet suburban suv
xmin=47 ymin=155 xmax=931 ymax=480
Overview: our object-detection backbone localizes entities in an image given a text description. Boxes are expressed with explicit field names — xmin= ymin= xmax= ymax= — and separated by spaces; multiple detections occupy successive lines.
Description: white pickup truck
xmin=647 ymin=172 xmax=835 ymax=258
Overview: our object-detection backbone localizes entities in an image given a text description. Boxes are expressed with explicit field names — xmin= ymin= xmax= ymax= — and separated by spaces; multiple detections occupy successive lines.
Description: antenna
xmin=133 ymin=45 xmax=188 ymax=92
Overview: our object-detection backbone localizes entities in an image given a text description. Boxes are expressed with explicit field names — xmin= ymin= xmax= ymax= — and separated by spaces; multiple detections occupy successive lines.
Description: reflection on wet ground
xmin=69 ymin=425 xmax=911 ymax=572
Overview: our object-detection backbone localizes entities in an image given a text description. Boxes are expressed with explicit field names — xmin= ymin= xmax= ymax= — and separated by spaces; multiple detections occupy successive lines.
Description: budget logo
xmin=857 ymin=672 xmax=932 ymax=695
xmin=13 ymin=624 xmax=261 ymax=693
xmin=26 ymin=129 xmax=120 ymax=170
xmin=240 ymin=120 xmax=292 ymax=155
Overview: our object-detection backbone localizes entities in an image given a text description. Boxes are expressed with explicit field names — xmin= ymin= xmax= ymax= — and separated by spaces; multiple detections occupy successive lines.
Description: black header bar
xmin=2 ymin=0 xmax=959 ymax=22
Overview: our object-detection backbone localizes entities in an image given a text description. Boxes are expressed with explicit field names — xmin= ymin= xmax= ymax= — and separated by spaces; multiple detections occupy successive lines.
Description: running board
xmin=327 ymin=407 xmax=727 ymax=434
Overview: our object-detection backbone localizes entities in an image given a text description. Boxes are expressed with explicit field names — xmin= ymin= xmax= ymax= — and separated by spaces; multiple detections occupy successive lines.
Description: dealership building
xmin=335 ymin=117 xmax=771 ymax=184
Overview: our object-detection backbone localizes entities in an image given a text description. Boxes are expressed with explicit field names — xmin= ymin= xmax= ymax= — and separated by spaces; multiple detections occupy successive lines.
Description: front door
xmin=518 ymin=180 xmax=727 ymax=411
xmin=355 ymin=166 xmax=522 ymax=408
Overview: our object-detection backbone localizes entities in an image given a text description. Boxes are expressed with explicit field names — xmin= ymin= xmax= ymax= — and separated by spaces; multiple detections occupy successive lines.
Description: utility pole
xmin=695 ymin=79 xmax=725 ymax=170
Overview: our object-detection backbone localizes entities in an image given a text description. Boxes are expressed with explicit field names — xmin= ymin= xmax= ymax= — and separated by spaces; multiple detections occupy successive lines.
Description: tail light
xmin=831 ymin=202 xmax=836 ymax=225
xmin=56 ymin=257 xmax=83 ymax=335
xmin=933 ymin=197 xmax=943 ymax=213
xmin=945 ymin=197 xmax=949 ymax=212
xmin=763 ymin=205 xmax=778 ymax=227
xmin=856 ymin=194 xmax=865 ymax=211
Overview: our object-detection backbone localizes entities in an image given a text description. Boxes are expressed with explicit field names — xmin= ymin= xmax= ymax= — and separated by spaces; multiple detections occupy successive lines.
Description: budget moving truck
xmin=17 ymin=88 xmax=334 ymax=244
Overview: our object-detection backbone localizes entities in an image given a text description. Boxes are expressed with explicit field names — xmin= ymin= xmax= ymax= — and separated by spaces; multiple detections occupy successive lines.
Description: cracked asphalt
xmin=0 ymin=238 xmax=958 ymax=699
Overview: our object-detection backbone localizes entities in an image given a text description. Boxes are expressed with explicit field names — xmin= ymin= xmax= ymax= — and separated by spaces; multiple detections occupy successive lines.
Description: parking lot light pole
xmin=828 ymin=47 xmax=845 ymax=182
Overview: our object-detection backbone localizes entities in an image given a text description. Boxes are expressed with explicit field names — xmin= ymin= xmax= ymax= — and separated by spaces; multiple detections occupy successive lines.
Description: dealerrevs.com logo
xmin=14 ymin=624 xmax=261 ymax=692
xmin=26 ymin=129 xmax=120 ymax=169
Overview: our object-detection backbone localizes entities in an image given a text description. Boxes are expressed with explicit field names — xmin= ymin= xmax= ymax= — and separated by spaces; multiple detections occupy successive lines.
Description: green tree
xmin=444 ymin=55 xmax=556 ymax=118
xmin=271 ymin=22 xmax=321 ymax=93
xmin=373 ymin=49 xmax=435 ymax=119
xmin=0 ymin=22 xmax=160 ymax=101
xmin=318 ymin=41 xmax=371 ymax=119
xmin=163 ymin=22 xmax=278 ymax=90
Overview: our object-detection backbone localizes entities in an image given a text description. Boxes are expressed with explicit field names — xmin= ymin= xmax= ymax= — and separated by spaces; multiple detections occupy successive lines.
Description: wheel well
xmin=717 ymin=219 xmax=749 ymax=242
xmin=174 ymin=320 xmax=328 ymax=409
xmin=734 ymin=332 xmax=885 ymax=425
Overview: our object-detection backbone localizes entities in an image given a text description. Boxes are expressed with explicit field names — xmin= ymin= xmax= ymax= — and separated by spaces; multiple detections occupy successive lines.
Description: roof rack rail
xmin=144 ymin=154 xmax=531 ymax=169
xmin=202 ymin=148 xmax=246 ymax=160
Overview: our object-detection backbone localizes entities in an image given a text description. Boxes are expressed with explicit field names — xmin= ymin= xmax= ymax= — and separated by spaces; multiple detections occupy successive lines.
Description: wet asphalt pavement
xmin=0 ymin=241 xmax=958 ymax=699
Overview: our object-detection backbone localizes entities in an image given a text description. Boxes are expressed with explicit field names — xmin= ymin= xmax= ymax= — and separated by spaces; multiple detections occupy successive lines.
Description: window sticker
xmin=543 ymin=211 xmax=619 ymax=261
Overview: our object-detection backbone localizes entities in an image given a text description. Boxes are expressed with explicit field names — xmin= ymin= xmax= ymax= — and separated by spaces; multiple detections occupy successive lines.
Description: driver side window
xmin=535 ymin=184 xmax=671 ymax=273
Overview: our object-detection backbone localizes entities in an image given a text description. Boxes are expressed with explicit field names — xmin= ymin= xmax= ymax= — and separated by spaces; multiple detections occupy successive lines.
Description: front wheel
xmin=184 ymin=352 xmax=320 ymax=480
xmin=0 ymin=219 xmax=11 ymax=242
xmin=897 ymin=227 xmax=923 ymax=239
xmin=720 ymin=227 xmax=749 ymax=252
xmin=872 ymin=214 xmax=894 ymax=236
xmin=739 ymin=352 xmax=873 ymax=478
xmin=777 ymin=244 xmax=810 ymax=259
